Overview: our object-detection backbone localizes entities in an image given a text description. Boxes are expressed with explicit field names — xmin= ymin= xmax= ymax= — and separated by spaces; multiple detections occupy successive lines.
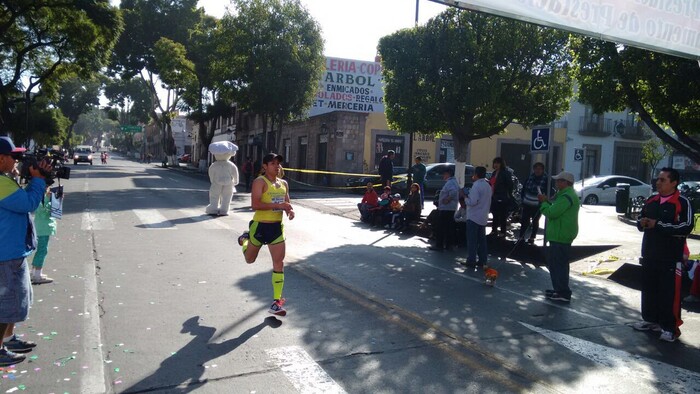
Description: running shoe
xmin=0 ymin=348 xmax=26 ymax=366
xmin=31 ymin=275 xmax=54 ymax=285
xmin=630 ymin=321 xmax=662 ymax=332
xmin=659 ymin=330 xmax=678 ymax=343
xmin=548 ymin=292 xmax=571 ymax=302
xmin=268 ymin=298 xmax=287 ymax=316
xmin=3 ymin=335 xmax=36 ymax=353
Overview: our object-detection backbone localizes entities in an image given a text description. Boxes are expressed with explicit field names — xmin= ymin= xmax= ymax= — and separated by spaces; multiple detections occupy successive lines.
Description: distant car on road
xmin=73 ymin=147 xmax=93 ymax=165
xmin=177 ymin=153 xmax=191 ymax=163
xmin=574 ymin=175 xmax=651 ymax=205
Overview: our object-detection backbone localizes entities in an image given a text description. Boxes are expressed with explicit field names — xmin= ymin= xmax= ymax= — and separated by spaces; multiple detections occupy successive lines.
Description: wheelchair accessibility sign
xmin=531 ymin=127 xmax=550 ymax=152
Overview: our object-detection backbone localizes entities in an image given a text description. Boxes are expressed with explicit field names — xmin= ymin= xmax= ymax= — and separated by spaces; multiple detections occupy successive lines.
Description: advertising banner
xmin=430 ymin=0 xmax=700 ymax=59
xmin=310 ymin=57 xmax=385 ymax=116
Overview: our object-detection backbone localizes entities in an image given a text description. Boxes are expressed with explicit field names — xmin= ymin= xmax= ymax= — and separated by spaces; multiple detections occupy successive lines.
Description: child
xmin=385 ymin=193 xmax=403 ymax=229
xmin=31 ymin=188 xmax=57 ymax=284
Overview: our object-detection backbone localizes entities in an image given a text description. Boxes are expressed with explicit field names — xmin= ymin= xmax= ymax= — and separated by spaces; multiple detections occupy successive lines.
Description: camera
xmin=18 ymin=149 xmax=70 ymax=186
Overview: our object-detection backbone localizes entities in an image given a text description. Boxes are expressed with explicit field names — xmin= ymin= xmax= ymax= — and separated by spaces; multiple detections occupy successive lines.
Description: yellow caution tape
xmin=283 ymin=167 xmax=408 ymax=179
xmin=598 ymin=255 xmax=620 ymax=263
xmin=582 ymin=268 xmax=616 ymax=276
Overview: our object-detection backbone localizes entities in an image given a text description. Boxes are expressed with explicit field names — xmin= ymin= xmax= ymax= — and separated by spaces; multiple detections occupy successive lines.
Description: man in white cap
xmin=538 ymin=171 xmax=580 ymax=302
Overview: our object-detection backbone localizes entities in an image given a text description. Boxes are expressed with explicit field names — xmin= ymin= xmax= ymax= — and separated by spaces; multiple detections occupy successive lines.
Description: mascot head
xmin=209 ymin=141 xmax=238 ymax=161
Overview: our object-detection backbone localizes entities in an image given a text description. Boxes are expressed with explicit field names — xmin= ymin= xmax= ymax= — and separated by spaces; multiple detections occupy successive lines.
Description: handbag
xmin=522 ymin=192 xmax=540 ymax=207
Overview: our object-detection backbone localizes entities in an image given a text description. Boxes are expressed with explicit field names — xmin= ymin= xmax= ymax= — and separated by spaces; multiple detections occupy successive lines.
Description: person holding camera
xmin=0 ymin=136 xmax=52 ymax=366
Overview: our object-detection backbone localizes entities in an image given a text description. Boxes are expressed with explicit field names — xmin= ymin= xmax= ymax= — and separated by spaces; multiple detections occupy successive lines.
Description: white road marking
xmin=520 ymin=322 xmax=700 ymax=393
xmin=81 ymin=210 xmax=115 ymax=231
xmin=266 ymin=346 xmax=346 ymax=394
xmin=82 ymin=238 xmax=106 ymax=393
xmin=132 ymin=209 xmax=174 ymax=229
xmin=178 ymin=208 xmax=231 ymax=229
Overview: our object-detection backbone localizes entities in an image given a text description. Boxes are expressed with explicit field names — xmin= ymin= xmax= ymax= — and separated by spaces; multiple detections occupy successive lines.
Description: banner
xmin=309 ymin=57 xmax=385 ymax=116
xmin=430 ymin=0 xmax=700 ymax=59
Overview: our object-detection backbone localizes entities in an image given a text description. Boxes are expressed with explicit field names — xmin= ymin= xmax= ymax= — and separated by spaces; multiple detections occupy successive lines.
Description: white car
xmin=574 ymin=175 xmax=652 ymax=205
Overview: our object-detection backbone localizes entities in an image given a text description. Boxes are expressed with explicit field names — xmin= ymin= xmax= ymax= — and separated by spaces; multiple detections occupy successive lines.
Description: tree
xmin=110 ymin=0 xmax=201 ymax=161
xmin=641 ymin=138 xmax=673 ymax=179
xmin=378 ymin=9 xmax=572 ymax=163
xmin=220 ymin=0 xmax=325 ymax=154
xmin=103 ymin=76 xmax=151 ymax=126
xmin=571 ymin=38 xmax=700 ymax=163
xmin=56 ymin=77 xmax=101 ymax=148
xmin=0 ymin=0 xmax=122 ymax=135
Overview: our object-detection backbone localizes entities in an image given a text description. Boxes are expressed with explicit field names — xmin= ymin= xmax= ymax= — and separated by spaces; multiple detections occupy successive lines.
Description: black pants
xmin=520 ymin=204 xmax=541 ymax=239
xmin=641 ymin=258 xmax=683 ymax=334
xmin=491 ymin=199 xmax=509 ymax=234
xmin=434 ymin=210 xmax=456 ymax=249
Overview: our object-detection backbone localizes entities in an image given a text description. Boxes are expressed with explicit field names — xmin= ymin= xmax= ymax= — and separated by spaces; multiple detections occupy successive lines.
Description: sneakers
xmin=630 ymin=321 xmax=662 ymax=332
xmin=683 ymin=294 xmax=700 ymax=303
xmin=0 ymin=348 xmax=26 ymax=366
xmin=659 ymin=330 xmax=678 ymax=343
xmin=31 ymin=275 xmax=54 ymax=284
xmin=268 ymin=298 xmax=286 ymax=317
xmin=547 ymin=292 xmax=571 ymax=302
xmin=3 ymin=335 xmax=36 ymax=353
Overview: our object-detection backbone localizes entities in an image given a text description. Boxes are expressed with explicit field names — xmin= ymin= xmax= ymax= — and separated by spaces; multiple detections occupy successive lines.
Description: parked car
xmin=422 ymin=163 xmax=476 ymax=195
xmin=346 ymin=166 xmax=408 ymax=194
xmin=73 ymin=147 xmax=93 ymax=165
xmin=574 ymin=175 xmax=652 ymax=205
xmin=177 ymin=153 xmax=191 ymax=163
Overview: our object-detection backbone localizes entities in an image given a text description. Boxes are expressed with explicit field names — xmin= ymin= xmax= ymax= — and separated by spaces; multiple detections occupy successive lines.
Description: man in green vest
xmin=538 ymin=171 xmax=580 ymax=303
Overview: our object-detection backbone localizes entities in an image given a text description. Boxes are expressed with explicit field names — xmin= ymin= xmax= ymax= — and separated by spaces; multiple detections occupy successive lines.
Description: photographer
xmin=0 ymin=136 xmax=52 ymax=366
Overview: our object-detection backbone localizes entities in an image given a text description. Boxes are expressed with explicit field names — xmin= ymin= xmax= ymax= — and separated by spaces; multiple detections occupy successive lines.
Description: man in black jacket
xmin=632 ymin=167 xmax=693 ymax=342
xmin=378 ymin=150 xmax=395 ymax=187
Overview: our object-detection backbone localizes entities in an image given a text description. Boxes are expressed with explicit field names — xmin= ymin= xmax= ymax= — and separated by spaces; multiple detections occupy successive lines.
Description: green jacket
xmin=539 ymin=186 xmax=579 ymax=244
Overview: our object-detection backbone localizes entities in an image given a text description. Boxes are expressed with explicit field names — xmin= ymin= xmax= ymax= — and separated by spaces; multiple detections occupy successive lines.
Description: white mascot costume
xmin=205 ymin=141 xmax=239 ymax=216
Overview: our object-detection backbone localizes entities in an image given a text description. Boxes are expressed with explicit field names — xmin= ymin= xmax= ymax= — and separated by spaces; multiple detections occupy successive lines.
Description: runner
xmin=238 ymin=153 xmax=294 ymax=316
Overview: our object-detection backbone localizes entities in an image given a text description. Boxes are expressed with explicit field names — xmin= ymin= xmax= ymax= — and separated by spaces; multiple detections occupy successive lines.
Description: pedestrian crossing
xmin=79 ymin=208 xmax=249 ymax=231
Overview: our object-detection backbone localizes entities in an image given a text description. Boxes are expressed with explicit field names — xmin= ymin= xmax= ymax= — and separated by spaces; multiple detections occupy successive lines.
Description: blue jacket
xmin=0 ymin=175 xmax=46 ymax=261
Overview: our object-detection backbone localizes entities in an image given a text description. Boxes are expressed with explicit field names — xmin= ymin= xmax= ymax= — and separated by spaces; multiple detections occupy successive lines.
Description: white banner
xmin=430 ymin=0 xmax=700 ymax=59
xmin=309 ymin=57 xmax=385 ymax=116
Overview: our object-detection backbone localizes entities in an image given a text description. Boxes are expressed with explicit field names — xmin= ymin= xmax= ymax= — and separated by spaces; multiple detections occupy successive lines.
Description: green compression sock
xmin=272 ymin=271 xmax=284 ymax=300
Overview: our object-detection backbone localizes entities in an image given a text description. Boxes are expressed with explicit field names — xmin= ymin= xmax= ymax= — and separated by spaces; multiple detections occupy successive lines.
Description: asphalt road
xmin=3 ymin=154 xmax=699 ymax=394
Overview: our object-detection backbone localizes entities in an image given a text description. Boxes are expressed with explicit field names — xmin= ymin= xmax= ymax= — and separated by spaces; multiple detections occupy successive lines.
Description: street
xmin=3 ymin=154 xmax=699 ymax=394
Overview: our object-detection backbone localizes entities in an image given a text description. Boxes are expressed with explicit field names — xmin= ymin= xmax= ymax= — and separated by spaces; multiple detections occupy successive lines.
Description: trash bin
xmin=616 ymin=183 xmax=631 ymax=213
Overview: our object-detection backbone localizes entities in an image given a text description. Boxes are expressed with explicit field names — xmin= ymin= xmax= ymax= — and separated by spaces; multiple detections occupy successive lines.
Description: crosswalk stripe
xmin=132 ymin=209 xmax=175 ymax=230
xmin=178 ymin=208 xmax=231 ymax=229
xmin=81 ymin=210 xmax=115 ymax=231
xmin=266 ymin=346 xmax=346 ymax=394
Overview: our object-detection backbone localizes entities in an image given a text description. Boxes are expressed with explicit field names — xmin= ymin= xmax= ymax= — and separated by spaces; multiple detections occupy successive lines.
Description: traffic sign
xmin=531 ymin=127 xmax=550 ymax=152
xmin=574 ymin=148 xmax=584 ymax=161
xmin=120 ymin=125 xmax=142 ymax=133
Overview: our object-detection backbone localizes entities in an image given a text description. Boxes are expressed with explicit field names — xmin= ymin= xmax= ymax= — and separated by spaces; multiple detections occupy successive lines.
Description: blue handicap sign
xmin=531 ymin=128 xmax=550 ymax=152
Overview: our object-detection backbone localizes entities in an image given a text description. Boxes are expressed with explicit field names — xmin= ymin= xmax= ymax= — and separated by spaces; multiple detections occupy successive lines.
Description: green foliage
xmin=73 ymin=107 xmax=120 ymax=146
xmin=378 ymin=9 xmax=572 ymax=161
xmin=571 ymin=37 xmax=700 ymax=163
xmin=0 ymin=0 xmax=123 ymax=133
xmin=641 ymin=138 xmax=672 ymax=173
xmin=220 ymin=0 xmax=325 ymax=150
xmin=104 ymin=77 xmax=151 ymax=124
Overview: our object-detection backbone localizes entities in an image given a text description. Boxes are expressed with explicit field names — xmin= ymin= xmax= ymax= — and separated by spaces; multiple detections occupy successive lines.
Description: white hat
xmin=209 ymin=141 xmax=238 ymax=155
xmin=552 ymin=171 xmax=575 ymax=184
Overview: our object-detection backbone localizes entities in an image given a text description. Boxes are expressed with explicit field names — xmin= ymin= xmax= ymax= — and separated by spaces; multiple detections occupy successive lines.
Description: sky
xmin=196 ymin=0 xmax=448 ymax=61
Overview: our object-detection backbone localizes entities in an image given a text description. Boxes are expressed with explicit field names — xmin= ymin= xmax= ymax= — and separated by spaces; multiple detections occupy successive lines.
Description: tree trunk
xmin=452 ymin=131 xmax=473 ymax=188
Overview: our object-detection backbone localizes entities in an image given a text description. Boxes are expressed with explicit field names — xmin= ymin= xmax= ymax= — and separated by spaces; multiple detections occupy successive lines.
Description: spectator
xmin=489 ymin=157 xmax=514 ymax=237
xmin=633 ymin=167 xmax=693 ymax=342
xmin=520 ymin=162 xmax=548 ymax=244
xmin=0 ymin=136 xmax=52 ymax=366
xmin=384 ymin=193 xmax=403 ymax=228
xmin=241 ymin=157 xmax=254 ymax=192
xmin=430 ymin=167 xmax=459 ymax=251
xmin=358 ymin=182 xmax=379 ymax=223
xmin=378 ymin=150 xmax=395 ymax=188
xmin=410 ymin=157 xmax=427 ymax=208
xmin=538 ymin=171 xmax=580 ymax=303
xmin=465 ymin=166 xmax=492 ymax=268
xmin=31 ymin=188 xmax=57 ymax=284
xmin=398 ymin=183 xmax=422 ymax=231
